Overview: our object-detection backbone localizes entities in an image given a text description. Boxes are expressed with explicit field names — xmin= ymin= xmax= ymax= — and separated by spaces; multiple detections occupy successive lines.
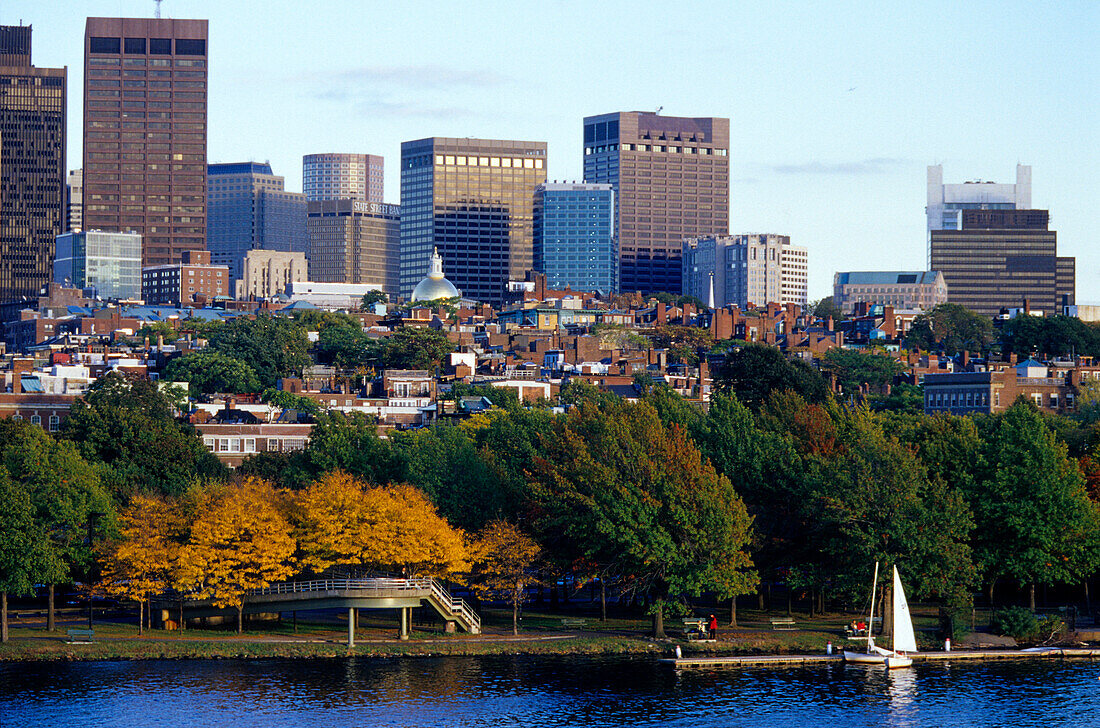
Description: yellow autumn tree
xmin=468 ymin=520 xmax=542 ymax=634
xmin=360 ymin=482 xmax=469 ymax=577
xmin=99 ymin=494 xmax=187 ymax=634
xmin=291 ymin=471 xmax=372 ymax=574
xmin=175 ymin=478 xmax=296 ymax=633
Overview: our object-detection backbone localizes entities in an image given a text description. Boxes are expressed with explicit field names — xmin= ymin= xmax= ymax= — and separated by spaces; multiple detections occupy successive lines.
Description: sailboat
xmin=843 ymin=563 xmax=917 ymax=669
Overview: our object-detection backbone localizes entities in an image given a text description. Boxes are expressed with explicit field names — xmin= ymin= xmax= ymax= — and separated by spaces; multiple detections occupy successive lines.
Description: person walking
xmin=708 ymin=614 xmax=718 ymax=641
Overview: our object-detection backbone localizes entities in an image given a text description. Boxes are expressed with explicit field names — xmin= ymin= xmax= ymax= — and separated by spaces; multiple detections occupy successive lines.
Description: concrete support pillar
xmin=347 ymin=607 xmax=356 ymax=648
xmin=399 ymin=607 xmax=409 ymax=641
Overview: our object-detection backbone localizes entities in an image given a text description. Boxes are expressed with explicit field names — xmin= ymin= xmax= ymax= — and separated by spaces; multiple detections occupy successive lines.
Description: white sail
xmin=892 ymin=566 xmax=917 ymax=653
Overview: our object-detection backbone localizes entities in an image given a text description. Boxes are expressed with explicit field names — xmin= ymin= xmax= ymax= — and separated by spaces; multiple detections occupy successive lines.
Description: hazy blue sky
xmin=6 ymin=1 xmax=1098 ymax=300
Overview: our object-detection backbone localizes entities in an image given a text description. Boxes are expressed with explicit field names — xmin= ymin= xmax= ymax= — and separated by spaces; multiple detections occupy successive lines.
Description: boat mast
xmin=866 ymin=562 xmax=879 ymax=652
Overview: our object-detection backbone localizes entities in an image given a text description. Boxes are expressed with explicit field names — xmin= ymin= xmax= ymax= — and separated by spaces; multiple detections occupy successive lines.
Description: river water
xmin=2 ymin=655 xmax=1097 ymax=727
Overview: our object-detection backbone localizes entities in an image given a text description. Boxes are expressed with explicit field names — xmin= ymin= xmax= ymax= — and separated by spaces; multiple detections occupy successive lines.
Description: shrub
xmin=991 ymin=606 xmax=1038 ymax=642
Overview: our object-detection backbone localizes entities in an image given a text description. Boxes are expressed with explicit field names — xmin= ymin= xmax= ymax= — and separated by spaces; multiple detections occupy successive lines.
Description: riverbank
xmin=0 ymin=619 xmax=846 ymax=662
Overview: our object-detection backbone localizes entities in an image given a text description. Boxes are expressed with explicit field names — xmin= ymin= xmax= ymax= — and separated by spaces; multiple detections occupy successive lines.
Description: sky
xmin=6 ymin=0 xmax=1098 ymax=301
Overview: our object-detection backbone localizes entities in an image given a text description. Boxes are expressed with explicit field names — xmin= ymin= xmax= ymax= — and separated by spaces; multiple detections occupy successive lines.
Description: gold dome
xmin=411 ymin=248 xmax=461 ymax=302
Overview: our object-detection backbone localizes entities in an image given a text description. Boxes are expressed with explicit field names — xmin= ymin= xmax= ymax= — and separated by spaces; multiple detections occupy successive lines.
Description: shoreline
xmin=4 ymin=630 xmax=1098 ymax=665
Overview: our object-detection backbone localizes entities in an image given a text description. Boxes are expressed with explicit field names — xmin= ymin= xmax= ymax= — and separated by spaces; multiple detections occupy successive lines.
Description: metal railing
xmin=249 ymin=576 xmax=481 ymax=633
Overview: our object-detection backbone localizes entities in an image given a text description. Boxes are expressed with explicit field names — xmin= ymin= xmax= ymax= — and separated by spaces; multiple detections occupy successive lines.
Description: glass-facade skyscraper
xmin=400 ymin=137 xmax=547 ymax=307
xmin=53 ymin=230 xmax=142 ymax=301
xmin=207 ymin=162 xmax=307 ymax=283
xmin=534 ymin=183 xmax=616 ymax=294
xmin=583 ymin=111 xmax=729 ymax=295
xmin=0 ymin=25 xmax=67 ymax=322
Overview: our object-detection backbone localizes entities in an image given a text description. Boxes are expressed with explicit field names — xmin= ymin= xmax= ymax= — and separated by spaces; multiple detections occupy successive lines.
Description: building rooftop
xmin=835 ymin=272 xmax=942 ymax=286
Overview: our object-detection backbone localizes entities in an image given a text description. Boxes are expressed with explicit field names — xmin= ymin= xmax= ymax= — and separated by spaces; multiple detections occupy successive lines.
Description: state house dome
xmin=411 ymin=248 xmax=461 ymax=302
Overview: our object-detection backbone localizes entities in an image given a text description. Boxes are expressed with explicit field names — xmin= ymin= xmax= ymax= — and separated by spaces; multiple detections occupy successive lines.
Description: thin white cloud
xmin=771 ymin=158 xmax=910 ymax=175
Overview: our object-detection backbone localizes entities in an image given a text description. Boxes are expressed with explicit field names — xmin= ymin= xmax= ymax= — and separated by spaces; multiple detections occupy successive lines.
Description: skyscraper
xmin=0 ymin=25 xmax=67 ymax=321
xmin=400 ymin=137 xmax=547 ymax=306
xmin=307 ymin=200 xmax=401 ymax=300
xmin=303 ymin=153 xmax=383 ymax=203
xmin=534 ymin=182 xmax=616 ymax=294
xmin=682 ymin=234 xmax=808 ymax=310
xmin=584 ymin=112 xmax=729 ymax=295
xmin=82 ymin=17 xmax=208 ymax=268
xmin=207 ymin=162 xmax=307 ymax=282
xmin=930 ymin=209 xmax=1074 ymax=317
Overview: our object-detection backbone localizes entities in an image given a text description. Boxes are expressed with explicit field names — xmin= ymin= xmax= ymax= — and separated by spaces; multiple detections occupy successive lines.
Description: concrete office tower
xmin=307 ymin=200 xmax=400 ymax=300
xmin=53 ymin=230 xmax=142 ymax=300
xmin=930 ymin=209 xmax=1074 ymax=317
xmin=682 ymin=234 xmax=808 ymax=310
xmin=0 ymin=25 xmax=67 ymax=321
xmin=207 ymin=162 xmax=307 ymax=282
xmin=534 ymin=182 xmax=617 ymax=294
xmin=236 ymin=249 xmax=307 ymax=300
xmin=66 ymin=169 xmax=83 ymax=232
xmin=400 ymin=137 xmax=547 ymax=306
xmin=927 ymin=164 xmax=1031 ymax=232
xmin=833 ymin=271 xmax=948 ymax=313
xmin=584 ymin=112 xmax=729 ymax=295
xmin=303 ymin=153 xmax=383 ymax=203
xmin=83 ymin=18 xmax=208 ymax=269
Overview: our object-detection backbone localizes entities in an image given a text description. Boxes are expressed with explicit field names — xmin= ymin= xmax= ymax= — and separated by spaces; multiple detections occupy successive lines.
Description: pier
xmin=661 ymin=647 xmax=1100 ymax=668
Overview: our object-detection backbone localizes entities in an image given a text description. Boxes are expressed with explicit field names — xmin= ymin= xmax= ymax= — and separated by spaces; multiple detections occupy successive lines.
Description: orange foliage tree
xmin=468 ymin=520 xmax=542 ymax=634
xmin=176 ymin=478 xmax=296 ymax=633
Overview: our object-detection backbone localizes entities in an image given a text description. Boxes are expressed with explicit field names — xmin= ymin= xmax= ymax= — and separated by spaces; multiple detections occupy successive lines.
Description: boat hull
xmin=843 ymin=650 xmax=914 ymax=669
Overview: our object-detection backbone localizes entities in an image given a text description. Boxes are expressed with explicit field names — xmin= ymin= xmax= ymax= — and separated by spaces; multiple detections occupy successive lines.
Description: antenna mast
xmin=155 ymin=0 xmax=163 ymax=19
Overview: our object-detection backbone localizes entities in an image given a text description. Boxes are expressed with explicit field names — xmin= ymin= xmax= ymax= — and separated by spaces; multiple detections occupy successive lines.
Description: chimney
xmin=826 ymin=315 xmax=834 ymax=332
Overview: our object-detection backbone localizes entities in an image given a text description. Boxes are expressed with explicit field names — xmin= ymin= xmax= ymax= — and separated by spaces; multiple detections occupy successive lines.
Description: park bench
xmin=560 ymin=618 xmax=587 ymax=628
xmin=66 ymin=628 xmax=95 ymax=644
xmin=770 ymin=618 xmax=798 ymax=631
xmin=681 ymin=617 xmax=708 ymax=639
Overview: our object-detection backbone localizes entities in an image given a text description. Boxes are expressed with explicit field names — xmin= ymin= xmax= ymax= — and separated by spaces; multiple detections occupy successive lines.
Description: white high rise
xmin=682 ymin=234 xmax=808 ymax=310
xmin=926 ymin=164 xmax=1031 ymax=232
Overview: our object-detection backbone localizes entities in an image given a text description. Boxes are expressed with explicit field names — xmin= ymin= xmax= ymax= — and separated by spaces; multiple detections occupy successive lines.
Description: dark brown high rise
xmin=0 ymin=25 xmax=66 ymax=320
xmin=83 ymin=18 xmax=207 ymax=268
xmin=930 ymin=209 xmax=1075 ymax=317
xmin=584 ymin=112 xmax=729 ymax=294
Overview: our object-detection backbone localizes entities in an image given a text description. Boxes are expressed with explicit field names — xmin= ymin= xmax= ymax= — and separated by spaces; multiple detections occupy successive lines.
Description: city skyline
xmin=4 ymin=0 xmax=1097 ymax=300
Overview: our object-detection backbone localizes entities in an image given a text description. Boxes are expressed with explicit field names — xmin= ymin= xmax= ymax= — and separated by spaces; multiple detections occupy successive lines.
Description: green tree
xmin=714 ymin=343 xmax=830 ymax=410
xmin=163 ymin=349 xmax=261 ymax=396
xmin=297 ymin=411 xmax=402 ymax=485
xmin=645 ymin=324 xmax=713 ymax=365
xmin=207 ymin=313 xmax=311 ymax=388
xmin=0 ymin=420 xmax=114 ymax=631
xmin=0 ymin=473 xmax=52 ymax=642
xmin=260 ymin=388 xmax=321 ymax=417
xmin=905 ymin=303 xmax=995 ymax=355
xmin=822 ymin=348 xmax=904 ymax=395
xmin=370 ymin=327 xmax=454 ymax=370
xmin=446 ymin=383 xmax=521 ymax=411
xmin=315 ymin=323 xmax=372 ymax=370
xmin=390 ymin=424 xmax=498 ymax=530
xmin=972 ymin=401 xmax=1099 ymax=609
xmin=529 ymin=398 xmax=756 ymax=637
xmin=361 ymin=290 xmax=388 ymax=309
xmin=809 ymin=296 xmax=844 ymax=321
xmin=61 ymin=373 xmax=228 ymax=498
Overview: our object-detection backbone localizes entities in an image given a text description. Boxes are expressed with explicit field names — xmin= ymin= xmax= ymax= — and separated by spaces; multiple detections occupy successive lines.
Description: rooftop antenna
xmin=155 ymin=0 xmax=163 ymax=19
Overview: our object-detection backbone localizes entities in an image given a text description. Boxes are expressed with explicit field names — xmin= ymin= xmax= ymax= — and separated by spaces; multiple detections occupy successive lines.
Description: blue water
xmin=2 ymin=656 xmax=1098 ymax=727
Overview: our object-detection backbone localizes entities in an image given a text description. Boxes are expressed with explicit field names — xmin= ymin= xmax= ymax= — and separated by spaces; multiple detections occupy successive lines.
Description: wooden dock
xmin=661 ymin=647 xmax=1100 ymax=669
